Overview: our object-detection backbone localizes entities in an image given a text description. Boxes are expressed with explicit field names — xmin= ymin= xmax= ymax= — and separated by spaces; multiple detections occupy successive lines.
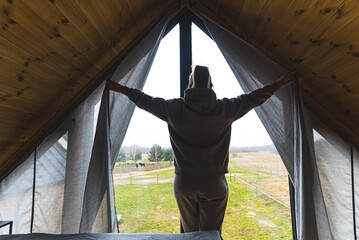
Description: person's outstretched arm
xmin=106 ymin=81 xmax=168 ymax=122
xmin=276 ymin=71 xmax=296 ymax=88
xmin=231 ymin=71 xmax=296 ymax=120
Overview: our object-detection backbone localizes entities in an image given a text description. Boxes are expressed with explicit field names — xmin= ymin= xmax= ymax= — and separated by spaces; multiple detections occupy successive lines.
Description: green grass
xmin=144 ymin=167 xmax=174 ymax=177
xmin=228 ymin=159 xmax=271 ymax=180
xmin=114 ymin=179 xmax=292 ymax=239
xmin=222 ymin=181 xmax=292 ymax=239
xmin=115 ymin=183 xmax=180 ymax=233
xmin=118 ymin=167 xmax=174 ymax=183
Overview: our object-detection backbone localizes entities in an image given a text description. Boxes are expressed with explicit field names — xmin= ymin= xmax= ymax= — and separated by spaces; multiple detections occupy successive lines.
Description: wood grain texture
xmin=194 ymin=0 xmax=359 ymax=148
xmin=1 ymin=0 xmax=359 ymax=177
xmin=0 ymin=0 xmax=176 ymax=176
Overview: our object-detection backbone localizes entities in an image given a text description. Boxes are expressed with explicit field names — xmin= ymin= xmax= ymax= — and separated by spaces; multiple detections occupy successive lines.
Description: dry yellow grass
xmin=230 ymin=152 xmax=290 ymax=207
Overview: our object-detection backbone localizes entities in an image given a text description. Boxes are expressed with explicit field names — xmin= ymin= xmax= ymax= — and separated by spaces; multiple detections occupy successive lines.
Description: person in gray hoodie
xmin=107 ymin=66 xmax=294 ymax=237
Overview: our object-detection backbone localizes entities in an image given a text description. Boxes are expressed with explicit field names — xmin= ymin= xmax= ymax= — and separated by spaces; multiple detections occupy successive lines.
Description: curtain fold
xmin=79 ymin=13 xmax=170 ymax=233
xmin=354 ymin=147 xmax=359 ymax=237
xmin=2 ymin=5 xmax=356 ymax=238
xmin=309 ymin=109 xmax=356 ymax=239
xmin=0 ymin=153 xmax=34 ymax=234
xmin=61 ymin=94 xmax=97 ymax=233
xmin=0 ymin=10 xmax=171 ymax=234
xmin=199 ymin=12 xmax=331 ymax=240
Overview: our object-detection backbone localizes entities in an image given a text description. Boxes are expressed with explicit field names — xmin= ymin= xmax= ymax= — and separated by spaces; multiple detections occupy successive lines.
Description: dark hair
xmin=187 ymin=66 xmax=213 ymax=89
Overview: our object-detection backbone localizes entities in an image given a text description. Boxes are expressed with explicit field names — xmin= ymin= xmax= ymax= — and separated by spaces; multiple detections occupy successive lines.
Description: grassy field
xmin=115 ymin=181 xmax=292 ymax=239
xmin=114 ymin=153 xmax=292 ymax=239
xmin=229 ymin=152 xmax=290 ymax=206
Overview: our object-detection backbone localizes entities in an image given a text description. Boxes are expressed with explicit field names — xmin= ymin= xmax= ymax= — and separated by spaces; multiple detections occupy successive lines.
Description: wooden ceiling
xmin=194 ymin=0 xmax=359 ymax=149
xmin=1 ymin=0 xmax=359 ymax=177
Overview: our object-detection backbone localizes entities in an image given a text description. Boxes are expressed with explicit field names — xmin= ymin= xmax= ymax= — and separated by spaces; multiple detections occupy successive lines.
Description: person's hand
xmin=277 ymin=71 xmax=296 ymax=88
xmin=106 ymin=80 xmax=125 ymax=93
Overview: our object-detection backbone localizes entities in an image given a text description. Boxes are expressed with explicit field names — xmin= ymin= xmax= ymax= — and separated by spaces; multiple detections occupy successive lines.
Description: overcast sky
xmin=121 ymin=24 xmax=273 ymax=148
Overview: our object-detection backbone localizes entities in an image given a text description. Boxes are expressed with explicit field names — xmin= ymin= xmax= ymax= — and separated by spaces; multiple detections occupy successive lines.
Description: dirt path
xmin=113 ymin=167 xmax=175 ymax=185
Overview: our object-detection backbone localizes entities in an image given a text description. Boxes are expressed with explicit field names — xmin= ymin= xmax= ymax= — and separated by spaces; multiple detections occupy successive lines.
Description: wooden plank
xmin=0 ymin=143 xmax=22 ymax=156
xmin=309 ymin=81 xmax=359 ymax=105
xmin=299 ymin=11 xmax=359 ymax=76
xmin=303 ymin=84 xmax=359 ymax=115
xmin=123 ymin=0 xmax=147 ymax=33
xmin=301 ymin=74 xmax=359 ymax=121
xmin=151 ymin=0 xmax=174 ymax=19
xmin=101 ymin=0 xmax=168 ymax=55
xmin=1 ymin=0 xmax=92 ymax=74
xmin=302 ymin=89 xmax=359 ymax=149
xmin=23 ymin=0 xmax=101 ymax=74
xmin=299 ymin=64 xmax=359 ymax=100
xmin=233 ymin=0 xmax=254 ymax=35
xmin=194 ymin=1 xmax=243 ymax=37
xmin=0 ymin=35 xmax=77 ymax=81
xmin=194 ymin=1 xmax=285 ymax=67
xmin=0 ymin=82 xmax=52 ymax=110
xmin=232 ymin=0 xmax=270 ymax=39
xmin=73 ymin=0 xmax=124 ymax=54
xmin=53 ymin=0 xmax=106 ymax=48
xmin=24 ymin=0 xmax=95 ymax=53
xmin=219 ymin=0 xmax=240 ymax=23
xmin=0 ymin=68 xmax=66 ymax=98
xmin=305 ymin=0 xmax=358 ymax=46
xmin=1 ymin=0 xmax=77 ymax=61
xmin=0 ymin=142 xmax=26 ymax=174
xmin=264 ymin=0 xmax=318 ymax=50
xmin=195 ymin=0 xmax=359 ymax=149
xmin=310 ymin=94 xmax=359 ymax=132
xmin=0 ymin=143 xmax=27 ymax=171
xmin=52 ymin=0 xmax=116 ymax=69
xmin=275 ymin=0 xmax=344 ymax=46
xmin=0 ymin=35 xmax=97 ymax=104
xmin=0 ymin=11 xmax=81 ymax=76
xmin=327 ymin=62 xmax=359 ymax=85
xmin=0 ymin=2 xmax=175 ymax=177
xmin=0 ymin=105 xmax=40 ymax=136
xmin=254 ymin=1 xmax=294 ymax=43
xmin=288 ymin=0 xmax=359 ymax=62
xmin=197 ymin=0 xmax=245 ymax=34
xmin=97 ymin=0 xmax=136 ymax=54
xmin=0 ymin=36 xmax=71 ymax=80
xmin=111 ymin=0 xmax=174 ymax=54
xmin=0 ymin=56 xmax=64 ymax=86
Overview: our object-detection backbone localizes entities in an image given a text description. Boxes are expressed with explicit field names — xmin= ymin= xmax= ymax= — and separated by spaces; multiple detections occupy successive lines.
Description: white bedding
xmin=0 ymin=231 xmax=220 ymax=240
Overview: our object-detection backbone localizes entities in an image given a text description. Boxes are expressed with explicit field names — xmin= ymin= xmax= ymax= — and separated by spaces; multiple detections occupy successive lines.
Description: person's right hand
xmin=106 ymin=80 xmax=126 ymax=93
xmin=277 ymin=71 xmax=296 ymax=88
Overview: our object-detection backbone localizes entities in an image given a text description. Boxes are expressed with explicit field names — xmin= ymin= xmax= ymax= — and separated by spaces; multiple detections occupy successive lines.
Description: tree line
xmin=117 ymin=144 xmax=173 ymax=163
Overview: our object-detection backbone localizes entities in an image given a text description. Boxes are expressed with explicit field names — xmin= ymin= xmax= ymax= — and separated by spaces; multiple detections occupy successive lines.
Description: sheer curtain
xmin=0 ymin=83 xmax=102 ymax=234
xmin=79 ymin=12 xmax=169 ymax=233
xmin=0 ymin=11 xmax=170 ymax=234
xmin=2 ymin=5 xmax=358 ymax=239
xmin=199 ymin=11 xmax=332 ymax=240
xmin=0 ymin=153 xmax=34 ymax=233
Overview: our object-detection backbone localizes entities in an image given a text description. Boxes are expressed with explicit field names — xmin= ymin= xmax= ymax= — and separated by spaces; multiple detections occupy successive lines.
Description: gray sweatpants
xmin=173 ymin=174 xmax=228 ymax=235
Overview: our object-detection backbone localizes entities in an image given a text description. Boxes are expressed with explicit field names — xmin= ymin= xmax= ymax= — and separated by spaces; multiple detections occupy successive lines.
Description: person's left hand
xmin=277 ymin=71 xmax=296 ymax=88
xmin=106 ymin=80 xmax=125 ymax=93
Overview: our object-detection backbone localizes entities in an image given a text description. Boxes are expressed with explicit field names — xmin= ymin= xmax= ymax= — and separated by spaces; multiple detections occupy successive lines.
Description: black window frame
xmin=164 ymin=8 xmax=297 ymax=239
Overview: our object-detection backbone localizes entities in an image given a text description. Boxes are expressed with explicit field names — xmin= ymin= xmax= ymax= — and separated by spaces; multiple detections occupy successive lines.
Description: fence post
xmin=157 ymin=174 xmax=158 ymax=184
xmin=130 ymin=173 xmax=132 ymax=184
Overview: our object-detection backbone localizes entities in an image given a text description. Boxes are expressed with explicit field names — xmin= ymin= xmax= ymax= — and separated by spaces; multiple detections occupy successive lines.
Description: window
xmin=114 ymin=12 xmax=292 ymax=239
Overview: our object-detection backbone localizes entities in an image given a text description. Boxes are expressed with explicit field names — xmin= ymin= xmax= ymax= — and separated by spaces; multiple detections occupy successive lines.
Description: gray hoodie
xmin=122 ymin=82 xmax=280 ymax=176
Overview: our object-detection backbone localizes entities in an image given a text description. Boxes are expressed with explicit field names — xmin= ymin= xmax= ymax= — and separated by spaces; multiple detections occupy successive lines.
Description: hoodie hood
xmin=184 ymin=88 xmax=217 ymax=115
